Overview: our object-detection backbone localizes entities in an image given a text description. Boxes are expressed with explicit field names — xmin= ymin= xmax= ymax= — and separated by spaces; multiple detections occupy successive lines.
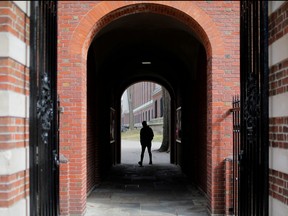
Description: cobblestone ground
xmin=86 ymin=140 xmax=208 ymax=216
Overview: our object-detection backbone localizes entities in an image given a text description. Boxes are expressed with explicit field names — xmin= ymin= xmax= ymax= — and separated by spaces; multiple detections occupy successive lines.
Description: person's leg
xmin=147 ymin=143 xmax=152 ymax=164
xmin=139 ymin=145 xmax=146 ymax=166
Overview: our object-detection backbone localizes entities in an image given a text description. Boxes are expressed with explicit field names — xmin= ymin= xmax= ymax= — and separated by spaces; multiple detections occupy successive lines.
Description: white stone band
xmin=268 ymin=1 xmax=286 ymax=16
xmin=13 ymin=1 xmax=30 ymax=17
xmin=269 ymin=34 xmax=288 ymax=67
xmin=0 ymin=91 xmax=29 ymax=118
xmin=0 ymin=197 xmax=30 ymax=216
xmin=0 ymin=147 xmax=29 ymax=175
xmin=0 ymin=32 xmax=30 ymax=67
xmin=269 ymin=92 xmax=288 ymax=118
xmin=269 ymin=196 xmax=288 ymax=216
xmin=269 ymin=147 xmax=288 ymax=174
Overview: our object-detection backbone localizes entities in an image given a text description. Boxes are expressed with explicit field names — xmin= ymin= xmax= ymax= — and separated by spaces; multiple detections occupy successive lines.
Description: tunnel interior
xmin=86 ymin=13 xmax=208 ymax=195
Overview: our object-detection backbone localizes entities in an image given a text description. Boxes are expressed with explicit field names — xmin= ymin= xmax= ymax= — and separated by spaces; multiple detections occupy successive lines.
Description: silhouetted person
xmin=138 ymin=121 xmax=154 ymax=167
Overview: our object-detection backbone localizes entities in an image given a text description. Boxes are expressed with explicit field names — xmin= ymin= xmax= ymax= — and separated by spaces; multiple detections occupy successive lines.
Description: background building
xmin=121 ymin=82 xmax=164 ymax=131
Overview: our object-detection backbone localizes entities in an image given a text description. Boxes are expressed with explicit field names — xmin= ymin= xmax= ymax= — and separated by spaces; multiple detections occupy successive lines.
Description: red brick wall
xmin=225 ymin=158 xmax=233 ymax=216
xmin=269 ymin=117 xmax=288 ymax=149
xmin=0 ymin=170 xmax=29 ymax=207
xmin=269 ymin=117 xmax=288 ymax=205
xmin=0 ymin=58 xmax=29 ymax=95
xmin=268 ymin=2 xmax=288 ymax=45
xmin=269 ymin=58 xmax=288 ymax=96
xmin=0 ymin=1 xmax=30 ymax=212
xmin=269 ymin=168 xmax=288 ymax=205
xmin=58 ymin=1 xmax=240 ymax=215
xmin=0 ymin=1 xmax=29 ymax=42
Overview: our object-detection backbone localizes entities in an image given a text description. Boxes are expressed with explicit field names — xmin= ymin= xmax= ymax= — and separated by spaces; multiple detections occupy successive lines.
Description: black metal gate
xmin=29 ymin=1 xmax=59 ymax=215
xmin=239 ymin=1 xmax=269 ymax=215
xmin=232 ymin=96 xmax=240 ymax=215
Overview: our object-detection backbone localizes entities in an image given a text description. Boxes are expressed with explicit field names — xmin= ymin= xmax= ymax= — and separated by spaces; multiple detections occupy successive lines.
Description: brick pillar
xmin=0 ymin=1 xmax=30 ymax=215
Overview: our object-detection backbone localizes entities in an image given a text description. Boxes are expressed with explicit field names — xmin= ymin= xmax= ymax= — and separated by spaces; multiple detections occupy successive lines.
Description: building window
xmin=154 ymin=100 xmax=158 ymax=118
xmin=160 ymin=97 xmax=163 ymax=117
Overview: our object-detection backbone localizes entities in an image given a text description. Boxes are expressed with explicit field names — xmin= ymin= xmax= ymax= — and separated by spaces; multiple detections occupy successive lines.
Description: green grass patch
xmin=121 ymin=129 xmax=163 ymax=142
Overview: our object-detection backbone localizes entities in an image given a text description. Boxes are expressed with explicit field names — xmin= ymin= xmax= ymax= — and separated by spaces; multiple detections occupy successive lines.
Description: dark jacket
xmin=140 ymin=126 xmax=154 ymax=145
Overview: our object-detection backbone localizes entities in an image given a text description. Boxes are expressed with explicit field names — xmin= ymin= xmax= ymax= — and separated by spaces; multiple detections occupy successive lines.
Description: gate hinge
xmin=58 ymin=106 xmax=64 ymax=113
xmin=57 ymin=95 xmax=64 ymax=113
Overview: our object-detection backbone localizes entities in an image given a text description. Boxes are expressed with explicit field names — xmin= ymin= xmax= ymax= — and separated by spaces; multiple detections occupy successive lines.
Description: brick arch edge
xmin=69 ymin=1 xmax=224 ymax=58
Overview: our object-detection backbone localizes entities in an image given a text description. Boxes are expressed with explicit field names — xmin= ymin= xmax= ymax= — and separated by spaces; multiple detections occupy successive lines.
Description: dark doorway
xmin=86 ymin=12 xmax=209 ymax=200
xmin=120 ymin=82 xmax=170 ymax=165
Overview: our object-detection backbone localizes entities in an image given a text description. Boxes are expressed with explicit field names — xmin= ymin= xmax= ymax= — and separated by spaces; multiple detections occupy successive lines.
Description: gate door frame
xmin=239 ymin=1 xmax=269 ymax=215
xmin=29 ymin=1 xmax=59 ymax=215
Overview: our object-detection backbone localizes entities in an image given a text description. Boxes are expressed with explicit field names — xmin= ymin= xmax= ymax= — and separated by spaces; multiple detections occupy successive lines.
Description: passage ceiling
xmin=90 ymin=12 xmax=205 ymax=91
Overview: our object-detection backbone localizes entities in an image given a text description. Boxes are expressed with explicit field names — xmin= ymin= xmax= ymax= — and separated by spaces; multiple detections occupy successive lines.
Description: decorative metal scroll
xmin=243 ymin=72 xmax=259 ymax=137
xmin=37 ymin=72 xmax=53 ymax=144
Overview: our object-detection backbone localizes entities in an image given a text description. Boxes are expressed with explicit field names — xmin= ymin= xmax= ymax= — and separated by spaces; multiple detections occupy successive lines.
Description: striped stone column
xmin=0 ymin=1 xmax=30 ymax=215
xmin=268 ymin=1 xmax=288 ymax=216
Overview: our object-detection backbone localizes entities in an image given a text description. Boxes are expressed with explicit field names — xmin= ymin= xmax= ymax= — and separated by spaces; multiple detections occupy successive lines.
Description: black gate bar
xmin=239 ymin=1 xmax=269 ymax=215
xmin=29 ymin=1 xmax=59 ymax=215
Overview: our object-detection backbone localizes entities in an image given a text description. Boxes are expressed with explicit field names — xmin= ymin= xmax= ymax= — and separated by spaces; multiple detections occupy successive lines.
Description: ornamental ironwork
xmin=37 ymin=72 xmax=53 ymax=144
xmin=243 ymin=72 xmax=259 ymax=137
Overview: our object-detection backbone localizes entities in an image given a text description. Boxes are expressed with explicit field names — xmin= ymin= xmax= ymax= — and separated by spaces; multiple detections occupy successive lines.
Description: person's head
xmin=142 ymin=121 xmax=147 ymax=127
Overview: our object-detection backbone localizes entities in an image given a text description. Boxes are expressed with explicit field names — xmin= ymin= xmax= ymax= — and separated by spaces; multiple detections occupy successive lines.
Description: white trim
xmin=152 ymin=85 xmax=162 ymax=95
xmin=13 ymin=1 xmax=30 ymax=17
xmin=269 ymin=147 xmax=288 ymax=174
xmin=0 ymin=32 xmax=28 ymax=66
xmin=269 ymin=196 xmax=288 ymax=216
xmin=26 ymin=44 xmax=30 ymax=68
xmin=268 ymin=1 xmax=286 ymax=16
xmin=133 ymin=100 xmax=153 ymax=113
xmin=0 ymin=147 xmax=28 ymax=175
xmin=269 ymin=33 xmax=288 ymax=67
xmin=0 ymin=198 xmax=29 ymax=216
xmin=269 ymin=92 xmax=288 ymax=118
xmin=27 ymin=1 xmax=30 ymax=17
xmin=0 ymin=91 xmax=29 ymax=118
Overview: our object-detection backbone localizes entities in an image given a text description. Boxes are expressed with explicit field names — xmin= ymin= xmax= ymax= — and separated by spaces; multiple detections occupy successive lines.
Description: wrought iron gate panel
xmin=30 ymin=1 xmax=59 ymax=216
xmin=239 ymin=1 xmax=269 ymax=215
xmin=232 ymin=96 xmax=240 ymax=215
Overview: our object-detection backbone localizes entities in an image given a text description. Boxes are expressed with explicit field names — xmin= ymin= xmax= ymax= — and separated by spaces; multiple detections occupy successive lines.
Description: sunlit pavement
xmin=86 ymin=140 xmax=208 ymax=216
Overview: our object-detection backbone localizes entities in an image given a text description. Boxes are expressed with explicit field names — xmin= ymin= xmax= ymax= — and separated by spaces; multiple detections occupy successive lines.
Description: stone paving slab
xmin=86 ymin=140 xmax=209 ymax=216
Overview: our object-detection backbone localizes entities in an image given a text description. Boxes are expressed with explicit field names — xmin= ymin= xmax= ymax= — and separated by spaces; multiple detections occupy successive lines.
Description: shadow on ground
xmin=86 ymin=141 xmax=208 ymax=216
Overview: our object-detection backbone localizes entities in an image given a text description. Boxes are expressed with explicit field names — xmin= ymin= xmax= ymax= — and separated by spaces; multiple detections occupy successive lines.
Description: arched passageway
xmin=86 ymin=9 xmax=208 ymax=195
xmin=58 ymin=2 xmax=239 ymax=215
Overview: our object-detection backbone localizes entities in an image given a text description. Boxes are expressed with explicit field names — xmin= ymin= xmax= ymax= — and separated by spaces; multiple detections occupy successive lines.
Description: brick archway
xmin=69 ymin=1 xmax=224 ymax=57
xmin=58 ymin=1 xmax=238 ymax=215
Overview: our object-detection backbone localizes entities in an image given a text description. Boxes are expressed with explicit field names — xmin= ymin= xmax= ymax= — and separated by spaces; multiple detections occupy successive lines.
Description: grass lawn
xmin=121 ymin=129 xmax=163 ymax=142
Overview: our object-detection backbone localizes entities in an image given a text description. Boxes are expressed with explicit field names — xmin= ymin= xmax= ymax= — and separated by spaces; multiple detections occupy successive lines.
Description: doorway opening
xmin=120 ymin=82 xmax=171 ymax=165
xmin=85 ymin=9 xmax=209 ymax=210
xmin=58 ymin=1 xmax=237 ymax=214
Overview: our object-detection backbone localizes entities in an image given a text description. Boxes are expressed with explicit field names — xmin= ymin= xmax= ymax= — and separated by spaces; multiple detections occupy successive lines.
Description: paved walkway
xmin=86 ymin=141 xmax=208 ymax=216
